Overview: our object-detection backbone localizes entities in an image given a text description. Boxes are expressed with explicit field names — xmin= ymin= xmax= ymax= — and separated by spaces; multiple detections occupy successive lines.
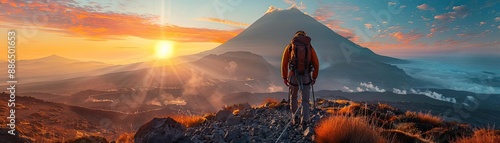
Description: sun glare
xmin=155 ymin=41 xmax=175 ymax=59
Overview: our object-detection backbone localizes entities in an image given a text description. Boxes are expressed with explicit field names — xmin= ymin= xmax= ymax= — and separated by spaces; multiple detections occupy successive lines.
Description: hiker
xmin=281 ymin=30 xmax=319 ymax=127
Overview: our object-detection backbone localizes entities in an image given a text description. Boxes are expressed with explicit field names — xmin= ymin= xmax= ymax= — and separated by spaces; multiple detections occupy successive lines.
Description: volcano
xmin=200 ymin=7 xmax=403 ymax=67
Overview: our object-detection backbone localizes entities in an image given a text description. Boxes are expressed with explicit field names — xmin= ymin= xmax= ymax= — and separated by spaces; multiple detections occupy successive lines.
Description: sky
xmin=0 ymin=0 xmax=499 ymax=64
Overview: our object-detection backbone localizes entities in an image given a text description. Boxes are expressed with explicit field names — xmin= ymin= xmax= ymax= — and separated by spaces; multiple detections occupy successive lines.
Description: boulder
xmin=134 ymin=117 xmax=186 ymax=143
xmin=215 ymin=110 xmax=232 ymax=122
xmin=226 ymin=114 xmax=241 ymax=126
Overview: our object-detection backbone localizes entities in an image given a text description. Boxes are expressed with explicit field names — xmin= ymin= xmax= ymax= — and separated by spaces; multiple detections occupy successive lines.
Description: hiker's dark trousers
xmin=288 ymin=73 xmax=311 ymax=124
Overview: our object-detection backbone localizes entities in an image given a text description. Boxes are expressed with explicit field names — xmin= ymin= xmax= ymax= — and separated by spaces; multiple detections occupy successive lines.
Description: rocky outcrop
xmin=134 ymin=117 xmax=189 ymax=143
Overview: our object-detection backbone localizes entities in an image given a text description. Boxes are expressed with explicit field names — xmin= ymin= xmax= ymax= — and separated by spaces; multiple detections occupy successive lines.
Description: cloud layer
xmin=0 ymin=0 xmax=242 ymax=42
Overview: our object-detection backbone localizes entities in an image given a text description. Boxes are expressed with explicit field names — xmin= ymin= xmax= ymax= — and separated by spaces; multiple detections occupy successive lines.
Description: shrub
xmin=116 ymin=132 xmax=134 ymax=143
xmin=315 ymin=116 xmax=386 ymax=143
xmin=453 ymin=129 xmax=500 ymax=143
xmin=404 ymin=111 xmax=443 ymax=126
xmin=170 ymin=115 xmax=205 ymax=128
xmin=65 ymin=136 xmax=108 ymax=143
xmin=381 ymin=130 xmax=429 ymax=143
xmin=337 ymin=103 xmax=373 ymax=116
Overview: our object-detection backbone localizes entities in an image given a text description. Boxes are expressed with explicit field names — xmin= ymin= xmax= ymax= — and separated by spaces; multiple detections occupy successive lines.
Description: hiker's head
xmin=295 ymin=30 xmax=307 ymax=36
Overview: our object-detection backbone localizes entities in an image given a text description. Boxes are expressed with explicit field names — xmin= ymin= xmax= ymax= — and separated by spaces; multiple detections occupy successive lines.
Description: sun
xmin=155 ymin=41 xmax=174 ymax=59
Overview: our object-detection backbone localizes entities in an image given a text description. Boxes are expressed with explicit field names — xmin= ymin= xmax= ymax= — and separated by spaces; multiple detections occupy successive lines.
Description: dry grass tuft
xmin=337 ymin=102 xmax=374 ymax=116
xmin=404 ymin=111 xmax=443 ymax=126
xmin=335 ymin=99 xmax=350 ymax=105
xmin=170 ymin=115 xmax=205 ymax=128
xmin=116 ymin=132 xmax=134 ymax=143
xmin=315 ymin=116 xmax=386 ymax=143
xmin=381 ymin=130 xmax=430 ymax=143
xmin=453 ymin=129 xmax=500 ymax=143
xmin=377 ymin=103 xmax=396 ymax=111
xmin=233 ymin=109 xmax=240 ymax=115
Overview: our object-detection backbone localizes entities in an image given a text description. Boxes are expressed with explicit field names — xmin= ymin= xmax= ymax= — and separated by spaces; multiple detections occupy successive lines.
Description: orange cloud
xmin=0 ymin=0 xmax=242 ymax=43
xmin=198 ymin=17 xmax=249 ymax=27
xmin=388 ymin=30 xmax=423 ymax=43
xmin=313 ymin=4 xmax=358 ymax=41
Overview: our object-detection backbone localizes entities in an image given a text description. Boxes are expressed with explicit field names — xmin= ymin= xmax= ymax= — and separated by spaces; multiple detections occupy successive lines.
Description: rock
xmin=224 ymin=130 xmax=240 ymax=142
xmin=211 ymin=130 xmax=225 ymax=143
xmin=190 ymin=135 xmax=203 ymax=143
xmin=281 ymin=99 xmax=288 ymax=104
xmin=216 ymin=110 xmax=232 ymax=122
xmin=271 ymin=119 xmax=277 ymax=125
xmin=215 ymin=110 xmax=233 ymax=122
xmin=134 ymin=117 xmax=186 ymax=143
xmin=242 ymin=110 xmax=255 ymax=119
xmin=242 ymin=103 xmax=252 ymax=110
xmin=226 ymin=114 xmax=241 ymax=126
xmin=176 ymin=137 xmax=195 ymax=143
xmin=232 ymin=132 xmax=250 ymax=143
xmin=186 ymin=128 xmax=195 ymax=136
xmin=250 ymin=127 xmax=261 ymax=136
xmin=0 ymin=128 xmax=33 ymax=143
xmin=303 ymin=127 xmax=313 ymax=137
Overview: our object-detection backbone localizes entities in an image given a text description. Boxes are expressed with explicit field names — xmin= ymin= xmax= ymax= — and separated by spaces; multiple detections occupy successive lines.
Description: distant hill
xmin=0 ymin=55 xmax=113 ymax=83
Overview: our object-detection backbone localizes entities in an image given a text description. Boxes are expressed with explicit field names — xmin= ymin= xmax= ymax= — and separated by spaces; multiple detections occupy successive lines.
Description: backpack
xmin=288 ymin=37 xmax=312 ymax=75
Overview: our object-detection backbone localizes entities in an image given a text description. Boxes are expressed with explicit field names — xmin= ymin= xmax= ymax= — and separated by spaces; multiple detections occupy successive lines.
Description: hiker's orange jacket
xmin=281 ymin=35 xmax=319 ymax=79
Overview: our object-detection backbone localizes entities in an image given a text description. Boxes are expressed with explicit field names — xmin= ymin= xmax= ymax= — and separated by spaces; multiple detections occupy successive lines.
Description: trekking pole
xmin=275 ymin=105 xmax=302 ymax=143
xmin=312 ymin=84 xmax=316 ymax=110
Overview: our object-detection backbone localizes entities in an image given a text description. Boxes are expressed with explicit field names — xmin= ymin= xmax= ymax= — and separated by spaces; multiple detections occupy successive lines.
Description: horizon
xmin=1 ymin=1 xmax=500 ymax=142
xmin=1 ymin=0 xmax=499 ymax=64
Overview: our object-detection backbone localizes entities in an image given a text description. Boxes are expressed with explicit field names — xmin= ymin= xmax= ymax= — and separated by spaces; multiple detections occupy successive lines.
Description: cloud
xmin=268 ymin=84 xmax=284 ymax=92
xmin=410 ymin=89 xmax=456 ymax=103
xmin=360 ymin=82 xmax=386 ymax=92
xmin=495 ymin=17 xmax=500 ymax=22
xmin=283 ymin=0 xmax=306 ymax=10
xmin=408 ymin=21 xmax=414 ymax=24
xmin=427 ymin=28 xmax=437 ymax=37
xmin=389 ymin=30 xmax=424 ymax=43
xmin=343 ymin=86 xmax=354 ymax=92
xmin=434 ymin=5 xmax=468 ymax=21
xmin=0 ymin=0 xmax=243 ymax=42
xmin=356 ymin=87 xmax=365 ymax=92
xmin=476 ymin=30 xmax=491 ymax=37
xmin=400 ymin=5 xmax=407 ymax=9
xmin=457 ymin=33 xmax=475 ymax=37
xmin=479 ymin=21 xmax=486 ymax=26
xmin=313 ymin=4 xmax=358 ymax=41
xmin=417 ymin=4 xmax=434 ymax=11
xmin=265 ymin=6 xmax=282 ymax=14
xmin=421 ymin=16 xmax=431 ymax=21
xmin=498 ymin=25 xmax=500 ymax=29
xmin=392 ymin=88 xmax=407 ymax=94
xmin=198 ymin=17 xmax=249 ymax=27
xmin=224 ymin=61 xmax=238 ymax=73
xmin=388 ymin=2 xmax=397 ymax=6
xmin=364 ymin=23 xmax=373 ymax=29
